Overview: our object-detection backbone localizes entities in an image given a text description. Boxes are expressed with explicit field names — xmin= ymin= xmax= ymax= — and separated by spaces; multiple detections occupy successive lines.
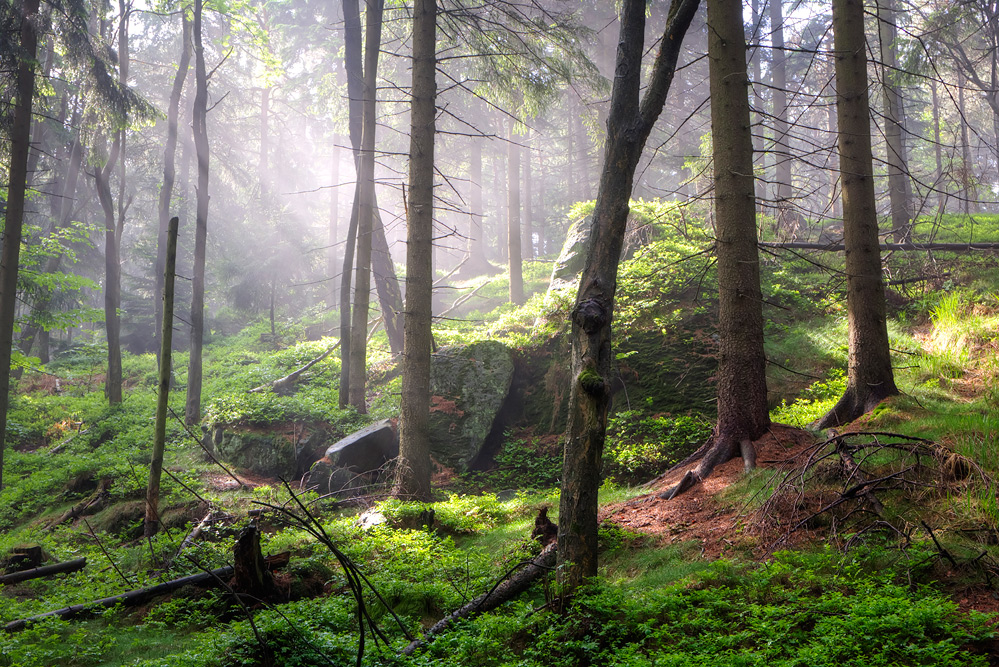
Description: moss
xmin=579 ymin=367 xmax=605 ymax=396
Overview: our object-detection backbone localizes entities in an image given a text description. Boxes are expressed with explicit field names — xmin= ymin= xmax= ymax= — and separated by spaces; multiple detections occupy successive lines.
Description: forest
xmin=2 ymin=0 xmax=999 ymax=664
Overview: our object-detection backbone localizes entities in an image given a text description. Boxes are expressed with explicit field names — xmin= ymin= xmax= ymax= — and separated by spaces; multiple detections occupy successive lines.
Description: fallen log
xmin=760 ymin=241 xmax=999 ymax=252
xmin=46 ymin=478 xmax=111 ymax=531
xmin=0 ymin=558 xmax=86 ymax=586
xmin=249 ymin=340 xmax=340 ymax=394
xmin=3 ymin=565 xmax=234 ymax=632
xmin=402 ymin=542 xmax=557 ymax=656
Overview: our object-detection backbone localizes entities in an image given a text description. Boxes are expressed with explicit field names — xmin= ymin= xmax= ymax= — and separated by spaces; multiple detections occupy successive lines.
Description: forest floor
xmin=602 ymin=424 xmax=816 ymax=560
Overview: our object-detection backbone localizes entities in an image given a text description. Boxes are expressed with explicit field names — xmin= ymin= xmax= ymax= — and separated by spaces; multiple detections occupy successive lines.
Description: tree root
xmin=658 ymin=437 xmax=755 ymax=500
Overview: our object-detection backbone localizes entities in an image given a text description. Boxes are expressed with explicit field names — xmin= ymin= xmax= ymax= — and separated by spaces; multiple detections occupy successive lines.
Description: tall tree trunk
xmin=877 ymin=0 xmax=914 ymax=242
xmin=770 ymin=0 xmax=794 ymax=234
xmin=338 ymin=0 xmax=364 ymax=407
xmin=156 ymin=13 xmax=192 ymax=357
xmin=931 ymin=79 xmax=946 ymax=212
xmin=958 ymin=69 xmax=974 ymax=215
xmin=329 ymin=141 xmax=341 ymax=314
xmin=347 ymin=0 xmax=385 ymax=413
xmin=95 ymin=133 xmax=123 ymax=404
xmin=815 ymin=0 xmax=899 ymax=429
xmin=524 ymin=133 xmax=533 ymax=260
xmin=0 ymin=0 xmax=42 ymax=489
xmin=663 ymin=0 xmax=769 ymax=500
xmin=557 ymin=0 xmax=699 ymax=591
xmin=186 ymin=0 xmax=210 ymax=425
xmin=508 ymin=121 xmax=524 ymax=304
xmin=394 ymin=0 xmax=436 ymax=502
xmin=146 ymin=217 xmax=179 ymax=537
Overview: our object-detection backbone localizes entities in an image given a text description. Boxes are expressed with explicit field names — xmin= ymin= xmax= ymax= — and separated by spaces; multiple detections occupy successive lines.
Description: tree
xmin=186 ymin=0 xmax=210 ymax=425
xmin=346 ymin=0 xmax=384 ymax=413
xmin=661 ymin=0 xmax=769 ymax=500
xmin=145 ymin=217 xmax=179 ymax=537
xmin=507 ymin=119 xmax=524 ymax=305
xmin=770 ymin=0 xmax=795 ymax=233
xmin=0 ymin=0 xmax=42 ymax=489
xmin=155 ymin=10 xmax=192 ymax=358
xmin=557 ymin=0 xmax=700 ymax=591
xmin=814 ymin=0 xmax=899 ymax=429
xmin=876 ymin=0 xmax=914 ymax=242
xmin=394 ymin=0 xmax=436 ymax=502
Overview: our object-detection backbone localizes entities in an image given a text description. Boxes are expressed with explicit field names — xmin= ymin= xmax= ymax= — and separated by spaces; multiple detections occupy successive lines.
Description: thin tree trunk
xmin=815 ymin=0 xmax=899 ymax=429
xmin=770 ymin=0 xmax=794 ymax=234
xmin=958 ymin=70 xmax=973 ymax=215
xmin=931 ymin=80 xmax=946 ymax=212
xmin=146 ymin=217 xmax=179 ymax=537
xmin=877 ymin=0 xmax=914 ymax=242
xmin=524 ymin=133 xmax=533 ymax=260
xmin=508 ymin=120 xmax=523 ymax=304
xmin=186 ymin=0 xmax=210 ymax=425
xmin=338 ymin=0 xmax=364 ymax=407
xmin=0 ymin=0 xmax=42 ymax=490
xmin=156 ymin=13 xmax=192 ymax=357
xmin=394 ymin=0 xmax=436 ymax=502
xmin=329 ymin=141 xmax=341 ymax=313
xmin=557 ymin=0 xmax=699 ymax=591
xmin=95 ymin=133 xmax=123 ymax=404
xmin=348 ymin=0 xmax=385 ymax=413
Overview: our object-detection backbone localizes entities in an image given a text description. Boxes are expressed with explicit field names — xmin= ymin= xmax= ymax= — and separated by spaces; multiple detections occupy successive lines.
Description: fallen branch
xmin=46 ymin=478 xmax=112 ymax=531
xmin=438 ymin=279 xmax=493 ymax=319
xmin=4 ymin=565 xmax=235 ymax=632
xmin=0 ymin=558 xmax=86 ymax=586
xmin=249 ymin=340 xmax=340 ymax=394
xmin=760 ymin=241 xmax=999 ymax=251
xmin=402 ymin=542 xmax=557 ymax=656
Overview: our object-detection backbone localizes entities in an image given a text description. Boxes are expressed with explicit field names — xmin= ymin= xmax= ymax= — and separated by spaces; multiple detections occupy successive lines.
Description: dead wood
xmin=760 ymin=241 xmax=999 ymax=251
xmin=3 ymin=565 xmax=235 ymax=632
xmin=166 ymin=510 xmax=214 ymax=568
xmin=0 ymin=558 xmax=86 ymax=586
xmin=249 ymin=341 xmax=340 ymax=394
xmin=46 ymin=478 xmax=111 ymax=531
xmin=402 ymin=542 xmax=557 ymax=656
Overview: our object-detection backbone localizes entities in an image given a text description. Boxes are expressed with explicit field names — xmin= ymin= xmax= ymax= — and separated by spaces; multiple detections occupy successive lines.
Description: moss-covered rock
xmin=218 ymin=431 xmax=298 ymax=478
xmin=429 ymin=340 xmax=515 ymax=470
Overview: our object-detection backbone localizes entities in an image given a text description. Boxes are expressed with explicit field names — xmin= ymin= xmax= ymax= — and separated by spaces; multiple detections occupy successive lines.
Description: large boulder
xmin=323 ymin=418 xmax=398 ymax=472
xmin=216 ymin=424 xmax=330 ymax=479
xmin=428 ymin=340 xmax=515 ymax=470
xmin=549 ymin=212 xmax=654 ymax=287
xmin=217 ymin=431 xmax=298 ymax=478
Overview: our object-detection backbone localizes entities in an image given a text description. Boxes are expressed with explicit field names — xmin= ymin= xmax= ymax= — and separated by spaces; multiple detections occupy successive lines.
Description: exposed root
xmin=658 ymin=436 xmax=756 ymax=500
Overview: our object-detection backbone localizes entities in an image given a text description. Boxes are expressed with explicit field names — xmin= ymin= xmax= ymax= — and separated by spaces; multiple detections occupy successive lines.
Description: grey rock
xmin=217 ymin=431 xmax=298 ymax=478
xmin=324 ymin=418 xmax=398 ymax=473
xmin=428 ymin=340 xmax=514 ymax=470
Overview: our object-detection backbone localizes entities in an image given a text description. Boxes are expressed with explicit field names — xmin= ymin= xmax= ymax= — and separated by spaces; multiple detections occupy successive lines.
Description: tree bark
xmin=815 ymin=0 xmax=899 ymax=429
xmin=877 ymin=0 xmax=914 ymax=242
xmin=0 ymin=0 xmax=41 ymax=490
xmin=663 ymin=0 xmax=769 ymax=499
xmin=507 ymin=120 xmax=524 ymax=304
xmin=557 ymin=0 xmax=699 ymax=591
xmin=156 ymin=13 xmax=192 ymax=358
xmin=146 ymin=217 xmax=179 ymax=538
xmin=95 ymin=133 xmax=123 ymax=404
xmin=347 ymin=0 xmax=385 ymax=413
xmin=770 ymin=0 xmax=795 ymax=234
xmin=186 ymin=0 xmax=210 ymax=425
xmin=394 ymin=0 xmax=436 ymax=502
xmin=0 ymin=558 xmax=86 ymax=586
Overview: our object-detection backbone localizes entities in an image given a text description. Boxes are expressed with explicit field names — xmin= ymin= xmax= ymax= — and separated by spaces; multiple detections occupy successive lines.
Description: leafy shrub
xmin=603 ymin=411 xmax=711 ymax=483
